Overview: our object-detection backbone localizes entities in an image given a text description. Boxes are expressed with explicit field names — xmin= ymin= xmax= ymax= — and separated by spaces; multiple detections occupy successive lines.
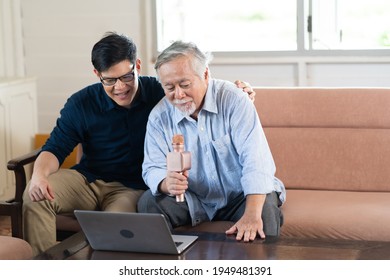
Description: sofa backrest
xmin=253 ymin=87 xmax=390 ymax=192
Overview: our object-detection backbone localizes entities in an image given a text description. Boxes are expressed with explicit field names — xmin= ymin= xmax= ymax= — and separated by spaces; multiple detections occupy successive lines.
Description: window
xmin=310 ymin=0 xmax=390 ymax=50
xmin=155 ymin=0 xmax=296 ymax=52
xmin=155 ymin=0 xmax=390 ymax=54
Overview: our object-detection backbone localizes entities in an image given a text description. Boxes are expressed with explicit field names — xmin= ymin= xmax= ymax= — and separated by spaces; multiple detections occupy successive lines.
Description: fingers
xmin=235 ymin=80 xmax=248 ymax=89
xmin=235 ymin=80 xmax=256 ymax=102
xmin=235 ymin=80 xmax=250 ymax=90
xmin=235 ymin=228 xmax=256 ymax=242
xmin=236 ymin=228 xmax=264 ymax=242
xmin=29 ymin=184 xmax=55 ymax=202
xmin=226 ymin=224 xmax=265 ymax=242
xmin=248 ymin=90 xmax=256 ymax=102
xmin=242 ymin=229 xmax=258 ymax=242
xmin=234 ymin=80 xmax=243 ymax=86
xmin=225 ymin=224 xmax=238 ymax=235
xmin=45 ymin=188 xmax=55 ymax=201
xmin=166 ymin=171 xmax=188 ymax=196
xmin=29 ymin=188 xmax=46 ymax=202
xmin=242 ymin=84 xmax=255 ymax=102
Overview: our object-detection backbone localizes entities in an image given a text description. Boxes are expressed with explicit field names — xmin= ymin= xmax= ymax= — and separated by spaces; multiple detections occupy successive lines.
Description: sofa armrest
xmin=0 ymin=148 xmax=40 ymax=238
xmin=7 ymin=148 xmax=41 ymax=204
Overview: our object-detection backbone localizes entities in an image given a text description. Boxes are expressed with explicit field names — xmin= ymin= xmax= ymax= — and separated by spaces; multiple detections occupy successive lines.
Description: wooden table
xmin=34 ymin=231 xmax=390 ymax=260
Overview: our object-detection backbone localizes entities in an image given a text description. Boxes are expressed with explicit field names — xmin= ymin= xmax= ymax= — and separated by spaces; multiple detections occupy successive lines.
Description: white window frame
xmin=151 ymin=0 xmax=390 ymax=59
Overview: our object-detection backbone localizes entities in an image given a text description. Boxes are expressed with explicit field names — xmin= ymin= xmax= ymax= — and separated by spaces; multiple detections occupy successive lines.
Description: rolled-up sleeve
xmin=42 ymin=97 xmax=83 ymax=165
xmin=228 ymin=89 xmax=277 ymax=197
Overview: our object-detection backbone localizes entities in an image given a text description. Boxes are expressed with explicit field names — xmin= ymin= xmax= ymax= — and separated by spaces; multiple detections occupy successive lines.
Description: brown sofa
xmin=184 ymin=87 xmax=390 ymax=242
xmin=254 ymin=87 xmax=390 ymax=241
xmin=6 ymin=87 xmax=390 ymax=243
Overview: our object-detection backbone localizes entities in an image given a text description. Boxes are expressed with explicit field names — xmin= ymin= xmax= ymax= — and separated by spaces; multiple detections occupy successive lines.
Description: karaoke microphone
xmin=166 ymin=134 xmax=191 ymax=202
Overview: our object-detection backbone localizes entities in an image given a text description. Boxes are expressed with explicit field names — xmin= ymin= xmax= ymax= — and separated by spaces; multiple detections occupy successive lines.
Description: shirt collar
xmin=202 ymin=79 xmax=218 ymax=114
xmin=100 ymin=84 xmax=116 ymax=112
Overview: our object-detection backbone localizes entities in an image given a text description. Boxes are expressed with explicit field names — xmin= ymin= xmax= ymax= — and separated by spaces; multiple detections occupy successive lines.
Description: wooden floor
xmin=0 ymin=216 xmax=11 ymax=236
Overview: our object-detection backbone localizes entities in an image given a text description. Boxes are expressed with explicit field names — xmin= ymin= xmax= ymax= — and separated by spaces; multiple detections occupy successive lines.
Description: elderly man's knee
xmin=137 ymin=190 xmax=155 ymax=212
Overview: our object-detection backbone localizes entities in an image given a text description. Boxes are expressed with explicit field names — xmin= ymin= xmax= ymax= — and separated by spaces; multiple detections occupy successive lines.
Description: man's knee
xmin=262 ymin=192 xmax=283 ymax=236
xmin=137 ymin=190 xmax=155 ymax=212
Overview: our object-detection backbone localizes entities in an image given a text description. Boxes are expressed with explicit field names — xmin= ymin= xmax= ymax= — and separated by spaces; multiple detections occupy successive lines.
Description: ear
xmin=93 ymin=69 xmax=100 ymax=79
xmin=204 ymin=67 xmax=210 ymax=81
xmin=135 ymin=58 xmax=141 ymax=74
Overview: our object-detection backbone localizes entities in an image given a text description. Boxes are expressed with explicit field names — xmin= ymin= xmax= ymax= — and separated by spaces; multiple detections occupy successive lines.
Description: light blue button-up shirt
xmin=143 ymin=79 xmax=286 ymax=226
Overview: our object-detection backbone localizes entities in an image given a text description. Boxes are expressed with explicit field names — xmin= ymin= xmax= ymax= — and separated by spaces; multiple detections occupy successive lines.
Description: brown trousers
xmin=22 ymin=169 xmax=144 ymax=256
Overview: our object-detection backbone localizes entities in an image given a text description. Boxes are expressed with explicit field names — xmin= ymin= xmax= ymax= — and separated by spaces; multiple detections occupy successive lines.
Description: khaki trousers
xmin=22 ymin=169 xmax=144 ymax=256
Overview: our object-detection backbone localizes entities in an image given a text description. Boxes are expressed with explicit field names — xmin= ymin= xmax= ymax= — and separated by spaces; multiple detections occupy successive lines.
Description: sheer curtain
xmin=0 ymin=0 xmax=25 ymax=77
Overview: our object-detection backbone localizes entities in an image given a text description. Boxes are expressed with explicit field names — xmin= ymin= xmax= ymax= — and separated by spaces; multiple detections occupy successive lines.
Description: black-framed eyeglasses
xmin=100 ymin=65 xmax=136 ymax=86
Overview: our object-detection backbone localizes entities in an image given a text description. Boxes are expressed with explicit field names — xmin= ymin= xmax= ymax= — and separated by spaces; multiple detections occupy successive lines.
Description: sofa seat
xmin=51 ymin=189 xmax=390 ymax=243
xmin=178 ymin=189 xmax=390 ymax=242
xmin=281 ymin=189 xmax=390 ymax=241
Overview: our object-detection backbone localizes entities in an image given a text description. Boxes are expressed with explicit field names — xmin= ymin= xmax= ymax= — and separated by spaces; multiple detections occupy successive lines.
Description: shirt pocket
xmin=211 ymin=134 xmax=241 ymax=172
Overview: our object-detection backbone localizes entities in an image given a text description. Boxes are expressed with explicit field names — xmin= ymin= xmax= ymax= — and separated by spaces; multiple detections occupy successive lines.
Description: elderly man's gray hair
xmin=155 ymin=41 xmax=213 ymax=78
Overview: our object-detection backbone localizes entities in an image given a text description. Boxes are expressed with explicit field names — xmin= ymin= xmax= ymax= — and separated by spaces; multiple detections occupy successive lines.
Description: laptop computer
xmin=74 ymin=210 xmax=198 ymax=255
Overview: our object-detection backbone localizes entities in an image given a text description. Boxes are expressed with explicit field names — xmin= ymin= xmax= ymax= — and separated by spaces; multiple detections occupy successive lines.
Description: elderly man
xmin=138 ymin=41 xmax=285 ymax=242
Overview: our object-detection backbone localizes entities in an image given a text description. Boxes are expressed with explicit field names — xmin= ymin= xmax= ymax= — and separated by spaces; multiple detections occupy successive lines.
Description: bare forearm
xmin=244 ymin=194 xmax=266 ymax=217
xmin=32 ymin=151 xmax=60 ymax=179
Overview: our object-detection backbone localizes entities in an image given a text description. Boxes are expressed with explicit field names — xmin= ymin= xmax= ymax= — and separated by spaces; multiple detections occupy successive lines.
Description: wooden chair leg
xmin=0 ymin=202 xmax=23 ymax=239
xmin=10 ymin=204 xmax=23 ymax=238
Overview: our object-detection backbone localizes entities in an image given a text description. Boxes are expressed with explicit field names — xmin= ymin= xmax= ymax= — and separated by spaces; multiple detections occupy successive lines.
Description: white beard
xmin=173 ymin=99 xmax=196 ymax=116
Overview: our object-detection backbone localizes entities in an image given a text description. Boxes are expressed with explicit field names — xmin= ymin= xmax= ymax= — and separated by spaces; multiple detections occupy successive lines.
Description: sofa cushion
xmin=281 ymin=189 xmax=390 ymax=242
xmin=265 ymin=127 xmax=390 ymax=192
xmin=254 ymin=88 xmax=390 ymax=129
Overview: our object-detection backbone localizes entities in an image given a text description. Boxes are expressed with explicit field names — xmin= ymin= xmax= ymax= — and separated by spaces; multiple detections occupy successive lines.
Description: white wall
xmin=18 ymin=0 xmax=390 ymax=133
xmin=21 ymin=0 xmax=150 ymax=132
